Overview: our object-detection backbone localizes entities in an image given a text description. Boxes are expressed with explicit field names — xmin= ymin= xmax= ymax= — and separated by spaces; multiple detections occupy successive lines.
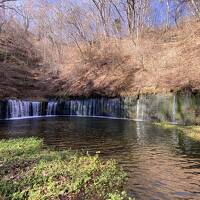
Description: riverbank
xmin=154 ymin=122 xmax=200 ymax=141
xmin=0 ymin=138 xmax=132 ymax=200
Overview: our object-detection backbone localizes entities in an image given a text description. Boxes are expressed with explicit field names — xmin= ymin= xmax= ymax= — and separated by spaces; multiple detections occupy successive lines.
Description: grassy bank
xmin=0 ymin=138 xmax=132 ymax=200
xmin=154 ymin=122 xmax=200 ymax=141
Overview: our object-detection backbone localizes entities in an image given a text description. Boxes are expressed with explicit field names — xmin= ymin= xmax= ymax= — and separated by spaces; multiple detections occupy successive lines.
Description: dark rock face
xmin=0 ymin=100 xmax=7 ymax=119
xmin=123 ymin=93 xmax=200 ymax=125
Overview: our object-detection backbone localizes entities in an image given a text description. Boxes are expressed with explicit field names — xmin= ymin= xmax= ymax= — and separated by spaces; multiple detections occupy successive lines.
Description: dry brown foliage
xmin=0 ymin=26 xmax=54 ymax=99
xmin=0 ymin=19 xmax=200 ymax=99
xmin=56 ymin=19 xmax=200 ymax=97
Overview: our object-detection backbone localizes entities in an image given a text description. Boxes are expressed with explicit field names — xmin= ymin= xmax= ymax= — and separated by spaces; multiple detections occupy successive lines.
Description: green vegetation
xmin=0 ymin=138 xmax=133 ymax=200
xmin=155 ymin=122 xmax=200 ymax=141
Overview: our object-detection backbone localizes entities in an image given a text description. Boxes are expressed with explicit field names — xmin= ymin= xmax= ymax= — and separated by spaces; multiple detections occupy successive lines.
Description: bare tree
xmin=91 ymin=0 xmax=112 ymax=37
xmin=0 ymin=0 xmax=17 ymax=31
xmin=0 ymin=0 xmax=16 ymax=8
xmin=188 ymin=0 xmax=200 ymax=18
xmin=14 ymin=0 xmax=35 ymax=34
xmin=124 ymin=0 xmax=136 ymax=36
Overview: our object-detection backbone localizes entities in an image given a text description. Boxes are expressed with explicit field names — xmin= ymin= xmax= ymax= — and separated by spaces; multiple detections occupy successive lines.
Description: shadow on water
xmin=0 ymin=116 xmax=200 ymax=200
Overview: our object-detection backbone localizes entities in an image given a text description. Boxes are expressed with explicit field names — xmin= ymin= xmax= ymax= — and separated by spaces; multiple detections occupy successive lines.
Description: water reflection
xmin=136 ymin=121 xmax=147 ymax=146
xmin=0 ymin=117 xmax=200 ymax=199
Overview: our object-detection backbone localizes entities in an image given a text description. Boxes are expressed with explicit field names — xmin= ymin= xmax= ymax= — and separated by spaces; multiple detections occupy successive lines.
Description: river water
xmin=0 ymin=116 xmax=200 ymax=199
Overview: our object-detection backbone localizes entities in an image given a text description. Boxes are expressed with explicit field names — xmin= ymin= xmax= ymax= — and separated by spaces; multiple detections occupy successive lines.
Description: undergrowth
xmin=0 ymin=137 xmax=133 ymax=200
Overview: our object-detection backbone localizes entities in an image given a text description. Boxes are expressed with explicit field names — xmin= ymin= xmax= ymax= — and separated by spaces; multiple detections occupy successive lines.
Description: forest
xmin=0 ymin=0 xmax=199 ymax=97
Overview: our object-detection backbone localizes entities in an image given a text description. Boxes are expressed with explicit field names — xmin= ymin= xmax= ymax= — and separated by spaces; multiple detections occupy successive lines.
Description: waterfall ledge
xmin=1 ymin=93 xmax=200 ymax=125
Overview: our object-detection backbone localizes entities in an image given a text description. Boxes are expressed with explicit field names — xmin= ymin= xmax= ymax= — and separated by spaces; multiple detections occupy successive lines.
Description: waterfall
xmin=4 ymin=99 xmax=123 ymax=119
xmin=70 ymin=100 xmax=83 ymax=115
xmin=69 ymin=99 xmax=92 ymax=116
xmin=3 ymin=97 xmax=175 ymax=121
xmin=32 ymin=102 xmax=41 ymax=116
xmin=136 ymin=99 xmax=140 ymax=120
xmin=136 ymin=98 xmax=146 ymax=121
xmin=23 ymin=101 xmax=31 ymax=116
xmin=0 ymin=94 xmax=199 ymax=123
xmin=47 ymin=102 xmax=58 ymax=115
xmin=3 ymin=98 xmax=123 ymax=119
xmin=172 ymin=95 xmax=177 ymax=124
xmin=65 ymin=98 xmax=122 ymax=117
xmin=136 ymin=99 xmax=144 ymax=121
xmin=7 ymin=100 xmax=31 ymax=118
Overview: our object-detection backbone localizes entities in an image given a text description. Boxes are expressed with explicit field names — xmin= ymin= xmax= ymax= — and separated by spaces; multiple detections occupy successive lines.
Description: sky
xmin=9 ymin=0 xmax=189 ymax=28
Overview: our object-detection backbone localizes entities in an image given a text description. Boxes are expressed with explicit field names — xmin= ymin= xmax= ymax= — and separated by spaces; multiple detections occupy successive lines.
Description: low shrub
xmin=0 ymin=138 xmax=133 ymax=200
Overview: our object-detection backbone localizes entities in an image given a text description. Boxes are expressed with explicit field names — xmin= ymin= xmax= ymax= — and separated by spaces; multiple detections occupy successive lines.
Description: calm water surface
xmin=0 ymin=116 xmax=200 ymax=200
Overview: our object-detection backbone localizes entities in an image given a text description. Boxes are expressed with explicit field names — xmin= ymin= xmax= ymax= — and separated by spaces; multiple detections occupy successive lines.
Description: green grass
xmin=154 ymin=122 xmax=200 ymax=141
xmin=0 ymin=137 xmax=133 ymax=200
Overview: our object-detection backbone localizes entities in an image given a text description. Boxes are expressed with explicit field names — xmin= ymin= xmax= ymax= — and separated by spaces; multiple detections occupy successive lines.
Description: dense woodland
xmin=0 ymin=0 xmax=200 ymax=98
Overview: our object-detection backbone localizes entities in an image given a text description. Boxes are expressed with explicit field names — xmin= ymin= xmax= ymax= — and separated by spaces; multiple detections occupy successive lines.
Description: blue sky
xmin=15 ymin=0 xmax=188 ymax=27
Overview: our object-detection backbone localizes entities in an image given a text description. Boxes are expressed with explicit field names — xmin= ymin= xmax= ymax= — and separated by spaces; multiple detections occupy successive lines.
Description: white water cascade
xmin=0 ymin=94 xmax=199 ymax=123
xmin=47 ymin=102 xmax=58 ymax=115
xmin=136 ymin=99 xmax=141 ymax=120
xmin=136 ymin=99 xmax=145 ymax=121
xmin=7 ymin=100 xmax=31 ymax=118
xmin=5 ymin=98 xmax=123 ymax=119
xmin=68 ymin=98 xmax=121 ymax=117
xmin=32 ymin=102 xmax=41 ymax=116
xmin=172 ymin=95 xmax=177 ymax=124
